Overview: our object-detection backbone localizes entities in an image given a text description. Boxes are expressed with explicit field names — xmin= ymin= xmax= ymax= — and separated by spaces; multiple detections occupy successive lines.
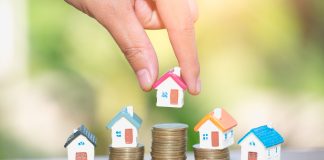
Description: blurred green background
xmin=1 ymin=0 xmax=324 ymax=158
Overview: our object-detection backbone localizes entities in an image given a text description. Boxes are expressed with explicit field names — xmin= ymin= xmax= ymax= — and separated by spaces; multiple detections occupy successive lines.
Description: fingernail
xmin=196 ymin=78 xmax=201 ymax=93
xmin=136 ymin=69 xmax=153 ymax=91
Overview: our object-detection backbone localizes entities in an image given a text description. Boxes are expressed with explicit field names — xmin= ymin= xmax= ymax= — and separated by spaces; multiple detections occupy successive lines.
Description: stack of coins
xmin=151 ymin=123 xmax=188 ymax=160
xmin=193 ymin=144 xmax=230 ymax=160
xmin=109 ymin=144 xmax=144 ymax=160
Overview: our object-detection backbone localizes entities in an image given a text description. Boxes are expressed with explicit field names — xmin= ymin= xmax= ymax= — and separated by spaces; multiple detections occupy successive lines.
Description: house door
xmin=248 ymin=152 xmax=257 ymax=160
xmin=211 ymin=131 xmax=219 ymax=147
xmin=170 ymin=89 xmax=178 ymax=105
xmin=76 ymin=152 xmax=87 ymax=160
xmin=125 ymin=128 xmax=133 ymax=144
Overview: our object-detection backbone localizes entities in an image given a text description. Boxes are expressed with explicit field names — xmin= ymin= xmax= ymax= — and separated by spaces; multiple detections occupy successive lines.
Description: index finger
xmin=155 ymin=0 xmax=200 ymax=95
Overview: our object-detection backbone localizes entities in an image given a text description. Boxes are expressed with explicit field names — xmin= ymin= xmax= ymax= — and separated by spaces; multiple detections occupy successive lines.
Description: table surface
xmin=24 ymin=149 xmax=324 ymax=160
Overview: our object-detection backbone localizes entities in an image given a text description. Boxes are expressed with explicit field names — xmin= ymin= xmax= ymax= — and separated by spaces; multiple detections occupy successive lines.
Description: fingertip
xmin=134 ymin=53 xmax=158 ymax=92
xmin=149 ymin=56 xmax=159 ymax=85
xmin=187 ymin=78 xmax=200 ymax=95
xmin=181 ymin=64 xmax=200 ymax=95
xmin=195 ymin=77 xmax=201 ymax=94
xmin=136 ymin=68 xmax=154 ymax=92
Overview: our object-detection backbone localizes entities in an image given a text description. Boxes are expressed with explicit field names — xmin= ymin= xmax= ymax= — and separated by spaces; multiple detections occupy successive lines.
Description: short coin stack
xmin=151 ymin=123 xmax=188 ymax=160
xmin=109 ymin=144 xmax=144 ymax=160
xmin=193 ymin=144 xmax=230 ymax=160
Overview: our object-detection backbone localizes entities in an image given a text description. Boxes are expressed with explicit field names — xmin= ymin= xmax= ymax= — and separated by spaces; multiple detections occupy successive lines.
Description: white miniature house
xmin=64 ymin=125 xmax=96 ymax=160
xmin=106 ymin=106 xmax=142 ymax=147
xmin=152 ymin=67 xmax=187 ymax=108
xmin=238 ymin=125 xmax=284 ymax=160
xmin=194 ymin=108 xmax=237 ymax=149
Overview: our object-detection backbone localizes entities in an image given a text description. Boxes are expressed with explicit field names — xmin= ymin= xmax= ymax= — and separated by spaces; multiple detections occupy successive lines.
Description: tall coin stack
xmin=193 ymin=144 xmax=230 ymax=160
xmin=151 ymin=123 xmax=188 ymax=160
xmin=109 ymin=144 xmax=144 ymax=160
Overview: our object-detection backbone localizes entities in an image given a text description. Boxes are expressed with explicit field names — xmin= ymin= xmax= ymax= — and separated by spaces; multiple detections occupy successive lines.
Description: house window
xmin=268 ymin=150 xmax=270 ymax=156
xmin=116 ymin=131 xmax=122 ymax=137
xmin=249 ymin=141 xmax=256 ymax=146
xmin=78 ymin=141 xmax=85 ymax=146
xmin=162 ymin=92 xmax=168 ymax=98
xmin=224 ymin=133 xmax=228 ymax=140
xmin=202 ymin=133 xmax=208 ymax=140
xmin=276 ymin=147 xmax=278 ymax=153
xmin=230 ymin=130 xmax=234 ymax=136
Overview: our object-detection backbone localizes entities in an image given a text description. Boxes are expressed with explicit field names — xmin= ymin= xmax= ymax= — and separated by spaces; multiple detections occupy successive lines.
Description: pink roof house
xmin=152 ymin=67 xmax=187 ymax=108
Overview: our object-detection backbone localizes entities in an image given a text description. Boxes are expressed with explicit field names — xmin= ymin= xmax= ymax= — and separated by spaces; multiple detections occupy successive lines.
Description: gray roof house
xmin=64 ymin=125 xmax=97 ymax=148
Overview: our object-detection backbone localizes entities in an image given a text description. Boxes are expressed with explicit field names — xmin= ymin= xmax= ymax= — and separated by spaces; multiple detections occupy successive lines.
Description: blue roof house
xmin=238 ymin=125 xmax=284 ymax=160
xmin=106 ymin=106 xmax=142 ymax=147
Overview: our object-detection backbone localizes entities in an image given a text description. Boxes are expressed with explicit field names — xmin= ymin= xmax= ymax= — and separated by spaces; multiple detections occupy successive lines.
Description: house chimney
xmin=267 ymin=123 xmax=273 ymax=129
xmin=213 ymin=108 xmax=222 ymax=119
xmin=126 ymin=106 xmax=134 ymax=117
xmin=173 ymin=66 xmax=181 ymax=76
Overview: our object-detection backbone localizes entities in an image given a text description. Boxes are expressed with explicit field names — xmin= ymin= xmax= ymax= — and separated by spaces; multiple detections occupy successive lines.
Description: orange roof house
xmin=194 ymin=108 xmax=237 ymax=149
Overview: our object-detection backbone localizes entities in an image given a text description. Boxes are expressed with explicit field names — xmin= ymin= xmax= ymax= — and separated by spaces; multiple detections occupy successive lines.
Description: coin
xmin=153 ymin=123 xmax=188 ymax=130
xmin=151 ymin=123 xmax=188 ymax=160
xmin=193 ymin=144 xmax=231 ymax=160
xmin=109 ymin=144 xmax=144 ymax=160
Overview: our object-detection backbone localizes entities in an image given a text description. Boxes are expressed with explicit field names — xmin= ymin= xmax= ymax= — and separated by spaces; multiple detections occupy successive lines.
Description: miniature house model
xmin=64 ymin=125 xmax=96 ymax=160
xmin=238 ymin=125 xmax=284 ymax=160
xmin=194 ymin=108 xmax=237 ymax=149
xmin=106 ymin=106 xmax=142 ymax=147
xmin=153 ymin=67 xmax=187 ymax=108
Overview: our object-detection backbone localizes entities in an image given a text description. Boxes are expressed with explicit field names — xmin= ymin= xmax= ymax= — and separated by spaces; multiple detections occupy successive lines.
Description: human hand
xmin=65 ymin=0 xmax=200 ymax=95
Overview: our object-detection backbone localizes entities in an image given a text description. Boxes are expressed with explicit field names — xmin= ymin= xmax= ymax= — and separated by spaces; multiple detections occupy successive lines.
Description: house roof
xmin=106 ymin=107 xmax=142 ymax=129
xmin=64 ymin=125 xmax=96 ymax=148
xmin=194 ymin=108 xmax=237 ymax=132
xmin=152 ymin=70 xmax=187 ymax=90
xmin=238 ymin=125 xmax=284 ymax=148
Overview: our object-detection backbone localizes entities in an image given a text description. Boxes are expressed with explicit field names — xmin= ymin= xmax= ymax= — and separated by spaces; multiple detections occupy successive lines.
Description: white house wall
xmin=240 ymin=133 xmax=281 ymax=160
xmin=240 ymin=134 xmax=266 ymax=160
xmin=156 ymin=89 xmax=184 ymax=107
xmin=111 ymin=117 xmax=138 ymax=147
xmin=221 ymin=129 xmax=235 ymax=148
xmin=198 ymin=120 xmax=235 ymax=149
xmin=198 ymin=120 xmax=219 ymax=148
xmin=155 ymin=77 xmax=184 ymax=107
xmin=66 ymin=135 xmax=94 ymax=160
xmin=266 ymin=145 xmax=281 ymax=160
